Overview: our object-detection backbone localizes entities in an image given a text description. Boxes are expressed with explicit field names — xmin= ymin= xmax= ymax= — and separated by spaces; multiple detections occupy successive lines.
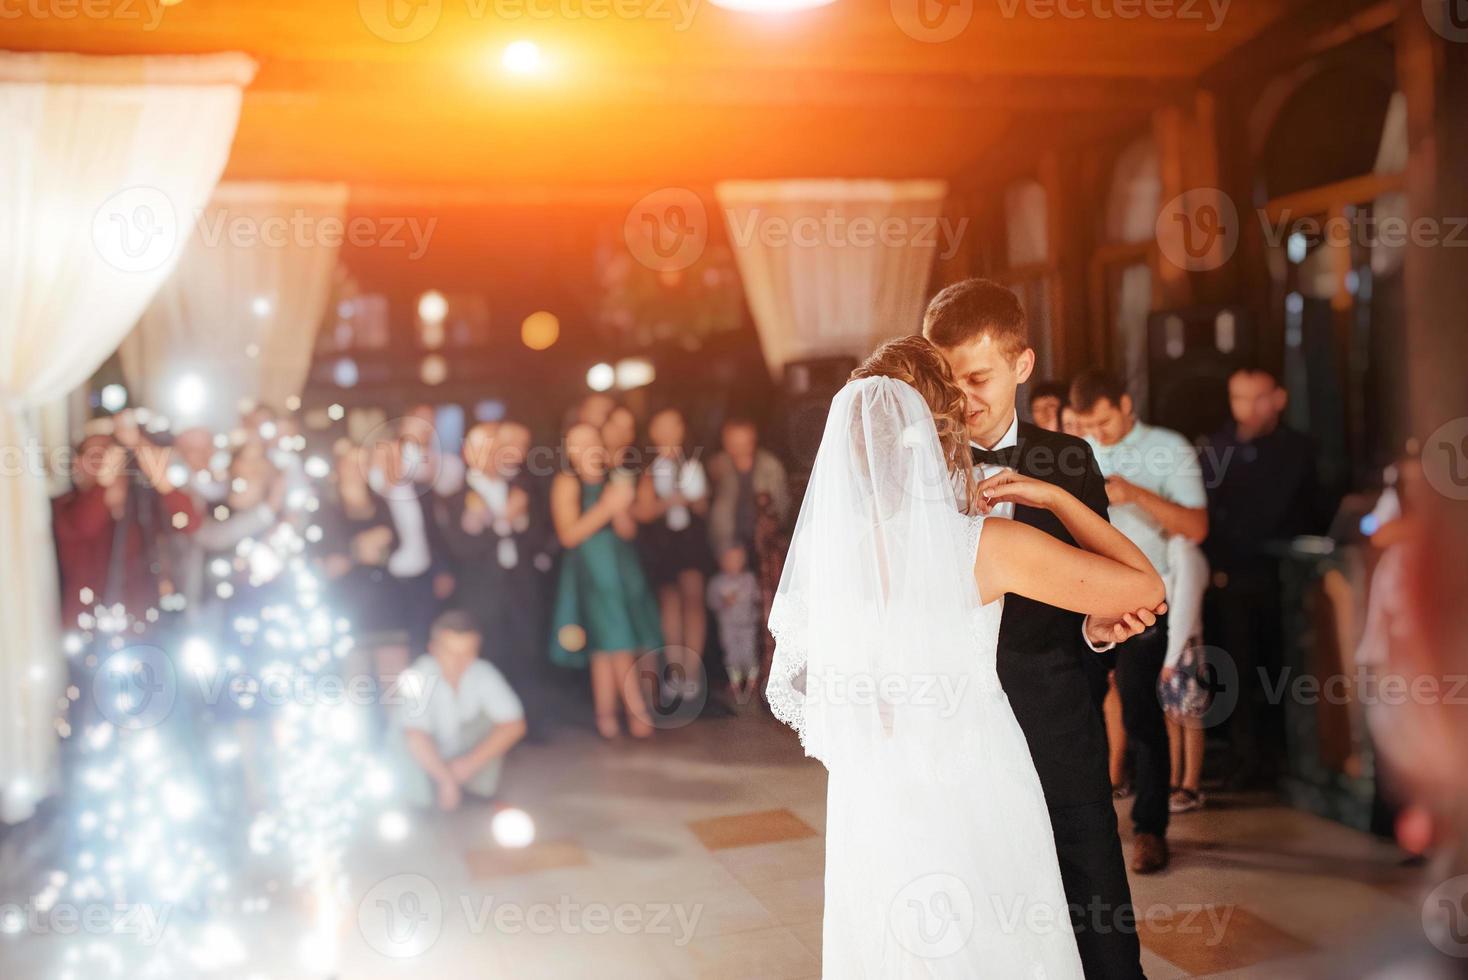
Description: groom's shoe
xmin=1131 ymin=833 xmax=1169 ymax=874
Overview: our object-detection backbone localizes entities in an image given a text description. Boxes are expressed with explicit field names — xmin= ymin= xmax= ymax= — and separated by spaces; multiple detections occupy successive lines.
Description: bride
xmin=768 ymin=337 xmax=1164 ymax=977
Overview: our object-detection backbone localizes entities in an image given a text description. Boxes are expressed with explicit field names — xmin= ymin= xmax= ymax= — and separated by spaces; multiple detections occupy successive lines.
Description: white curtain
xmin=716 ymin=180 xmax=948 ymax=374
xmin=120 ymin=182 xmax=349 ymax=430
xmin=1105 ymin=137 xmax=1162 ymax=409
xmin=1004 ymin=179 xmax=1049 ymax=268
xmin=0 ymin=51 xmax=254 ymax=823
xmin=1105 ymin=137 xmax=1161 ymax=246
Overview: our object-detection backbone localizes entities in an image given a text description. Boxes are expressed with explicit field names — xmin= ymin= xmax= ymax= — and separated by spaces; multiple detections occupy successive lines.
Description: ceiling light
xmin=502 ymin=40 xmax=543 ymax=75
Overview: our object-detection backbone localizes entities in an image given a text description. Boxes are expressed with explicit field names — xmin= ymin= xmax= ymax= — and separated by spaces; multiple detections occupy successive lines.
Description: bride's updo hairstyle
xmin=851 ymin=335 xmax=977 ymax=508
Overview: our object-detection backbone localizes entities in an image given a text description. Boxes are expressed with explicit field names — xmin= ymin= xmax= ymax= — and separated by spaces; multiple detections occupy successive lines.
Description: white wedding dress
xmin=768 ymin=377 xmax=1083 ymax=979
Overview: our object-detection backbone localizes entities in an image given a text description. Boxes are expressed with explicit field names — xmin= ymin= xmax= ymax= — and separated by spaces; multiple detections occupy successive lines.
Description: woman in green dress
xmin=549 ymin=423 xmax=663 ymax=738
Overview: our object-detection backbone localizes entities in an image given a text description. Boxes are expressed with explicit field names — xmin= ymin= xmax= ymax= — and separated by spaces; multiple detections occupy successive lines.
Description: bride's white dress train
xmin=768 ymin=376 xmax=1083 ymax=978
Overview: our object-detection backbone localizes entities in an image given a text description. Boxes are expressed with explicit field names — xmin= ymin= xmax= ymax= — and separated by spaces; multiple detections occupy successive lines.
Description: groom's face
xmin=936 ymin=334 xmax=1035 ymax=448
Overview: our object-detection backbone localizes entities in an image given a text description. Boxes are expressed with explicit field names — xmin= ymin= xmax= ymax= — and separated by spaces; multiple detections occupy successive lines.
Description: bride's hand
xmin=974 ymin=470 xmax=1060 ymax=514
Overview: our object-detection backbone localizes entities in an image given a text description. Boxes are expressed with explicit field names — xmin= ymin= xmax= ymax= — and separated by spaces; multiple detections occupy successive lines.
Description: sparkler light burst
xmin=34 ymin=431 xmax=406 ymax=979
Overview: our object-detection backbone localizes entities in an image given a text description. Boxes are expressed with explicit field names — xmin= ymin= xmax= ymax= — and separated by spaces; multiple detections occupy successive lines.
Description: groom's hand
xmin=1084 ymin=603 xmax=1168 ymax=646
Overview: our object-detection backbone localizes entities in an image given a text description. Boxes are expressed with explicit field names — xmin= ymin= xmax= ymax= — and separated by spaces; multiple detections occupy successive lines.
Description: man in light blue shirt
xmin=1072 ymin=369 xmax=1208 ymax=875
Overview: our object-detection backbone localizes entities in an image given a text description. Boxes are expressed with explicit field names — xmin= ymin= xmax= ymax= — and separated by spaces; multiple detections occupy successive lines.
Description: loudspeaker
xmin=1147 ymin=306 xmax=1255 ymax=442
xmin=780 ymin=355 xmax=858 ymax=480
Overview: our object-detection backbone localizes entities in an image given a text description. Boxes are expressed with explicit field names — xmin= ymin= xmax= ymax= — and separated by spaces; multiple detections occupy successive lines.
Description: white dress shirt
xmin=969 ymin=414 xmax=1020 ymax=520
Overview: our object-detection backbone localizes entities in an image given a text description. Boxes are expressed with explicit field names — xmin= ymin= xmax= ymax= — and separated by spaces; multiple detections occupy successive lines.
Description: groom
xmin=925 ymin=279 xmax=1155 ymax=979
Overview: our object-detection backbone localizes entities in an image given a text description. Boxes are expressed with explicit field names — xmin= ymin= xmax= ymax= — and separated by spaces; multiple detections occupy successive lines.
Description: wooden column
xmin=1397 ymin=0 xmax=1468 ymax=837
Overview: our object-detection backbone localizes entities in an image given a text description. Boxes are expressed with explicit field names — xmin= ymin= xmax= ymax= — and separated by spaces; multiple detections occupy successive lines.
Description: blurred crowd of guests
xmin=1021 ymin=357 xmax=1410 ymax=871
xmin=50 ymin=393 xmax=794 ymax=812
xmin=47 ymin=335 xmax=1418 ymax=838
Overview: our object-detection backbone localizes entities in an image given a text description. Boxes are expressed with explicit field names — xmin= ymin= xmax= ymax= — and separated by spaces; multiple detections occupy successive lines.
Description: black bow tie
xmin=970 ymin=445 xmax=1020 ymax=469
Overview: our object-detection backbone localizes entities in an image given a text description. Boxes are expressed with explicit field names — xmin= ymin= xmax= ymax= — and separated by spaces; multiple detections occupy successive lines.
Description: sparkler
xmin=33 ymin=420 xmax=405 ymax=979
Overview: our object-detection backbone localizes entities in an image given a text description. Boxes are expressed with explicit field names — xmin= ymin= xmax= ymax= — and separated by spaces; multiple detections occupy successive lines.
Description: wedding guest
xmin=319 ymin=441 xmax=399 ymax=678
xmin=635 ymin=408 xmax=712 ymax=699
xmin=402 ymin=402 xmax=464 ymax=497
xmin=575 ymin=392 xmax=616 ymax=431
xmin=171 ymin=427 xmax=228 ymax=504
xmin=548 ymin=423 xmax=662 ymax=739
xmin=192 ymin=446 xmax=287 ymax=614
xmin=1029 ymin=380 xmax=1070 ymax=433
xmin=1354 ymin=453 xmax=1424 ymax=837
xmin=708 ymin=417 xmax=791 ymax=695
xmin=706 ymin=545 xmax=761 ymax=702
xmin=1060 ymin=403 xmax=1083 ymax=438
xmin=53 ymin=427 xmax=197 ymax=625
xmin=369 ymin=432 xmax=454 ymax=677
xmin=435 ymin=421 xmax=550 ymax=734
xmin=165 ymin=425 xmax=227 ymax=615
xmin=491 ymin=421 xmax=561 ymax=706
xmin=708 ymin=416 xmax=789 ymax=565
xmin=601 ymin=404 xmax=640 ymax=474
xmin=1072 ymin=368 xmax=1207 ymax=874
xmin=1200 ymin=365 xmax=1319 ymax=788
xmin=394 ymin=610 xmax=526 ymax=811
xmin=1160 ymin=535 xmax=1212 ymax=814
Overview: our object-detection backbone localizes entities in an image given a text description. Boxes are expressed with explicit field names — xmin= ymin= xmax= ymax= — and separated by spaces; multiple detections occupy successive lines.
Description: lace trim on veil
xmin=766 ymin=590 xmax=818 ymax=759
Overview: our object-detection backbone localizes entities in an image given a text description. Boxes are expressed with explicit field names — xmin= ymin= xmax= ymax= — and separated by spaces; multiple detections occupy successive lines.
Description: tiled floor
xmin=0 ymin=699 xmax=1434 ymax=978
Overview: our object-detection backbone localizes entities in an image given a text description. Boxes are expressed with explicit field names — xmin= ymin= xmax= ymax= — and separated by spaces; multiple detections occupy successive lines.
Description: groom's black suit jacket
xmin=994 ymin=421 xmax=1114 ymax=811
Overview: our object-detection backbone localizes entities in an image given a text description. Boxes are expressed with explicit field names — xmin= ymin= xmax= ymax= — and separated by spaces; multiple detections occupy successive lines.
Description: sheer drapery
xmin=0 ymin=51 xmax=253 ymax=822
xmin=715 ymin=180 xmax=948 ymax=374
xmin=1105 ymin=137 xmax=1162 ymax=410
xmin=1003 ymin=179 xmax=1049 ymax=268
xmin=120 ymin=182 xmax=349 ymax=430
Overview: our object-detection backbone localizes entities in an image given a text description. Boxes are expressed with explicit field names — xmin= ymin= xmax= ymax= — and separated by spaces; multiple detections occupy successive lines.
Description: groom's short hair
xmin=922 ymin=278 xmax=1028 ymax=357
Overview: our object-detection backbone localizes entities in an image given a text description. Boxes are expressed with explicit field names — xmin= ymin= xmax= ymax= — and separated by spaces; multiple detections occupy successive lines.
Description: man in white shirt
xmin=394 ymin=610 xmax=527 ymax=811
xmin=1072 ymin=368 xmax=1208 ymax=875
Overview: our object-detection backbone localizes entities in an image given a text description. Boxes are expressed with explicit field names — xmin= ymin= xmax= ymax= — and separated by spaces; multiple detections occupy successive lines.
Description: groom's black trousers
xmin=993 ymin=422 xmax=1145 ymax=979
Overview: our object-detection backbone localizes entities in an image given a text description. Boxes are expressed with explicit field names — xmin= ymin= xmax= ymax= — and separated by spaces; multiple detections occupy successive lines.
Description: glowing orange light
xmin=521 ymin=311 xmax=560 ymax=351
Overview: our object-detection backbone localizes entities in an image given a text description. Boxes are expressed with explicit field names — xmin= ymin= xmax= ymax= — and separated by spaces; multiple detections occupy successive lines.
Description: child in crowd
xmin=1159 ymin=534 xmax=1212 ymax=813
xmin=707 ymin=545 xmax=762 ymax=702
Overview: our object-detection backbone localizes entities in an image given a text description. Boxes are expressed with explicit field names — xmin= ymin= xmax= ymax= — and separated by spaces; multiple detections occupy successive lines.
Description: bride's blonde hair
xmin=851 ymin=335 xmax=977 ymax=509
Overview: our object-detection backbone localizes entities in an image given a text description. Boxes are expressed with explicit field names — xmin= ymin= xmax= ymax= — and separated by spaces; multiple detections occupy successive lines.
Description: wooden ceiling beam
xmin=1199 ymin=0 xmax=1398 ymax=88
xmin=245 ymin=60 xmax=1184 ymax=112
